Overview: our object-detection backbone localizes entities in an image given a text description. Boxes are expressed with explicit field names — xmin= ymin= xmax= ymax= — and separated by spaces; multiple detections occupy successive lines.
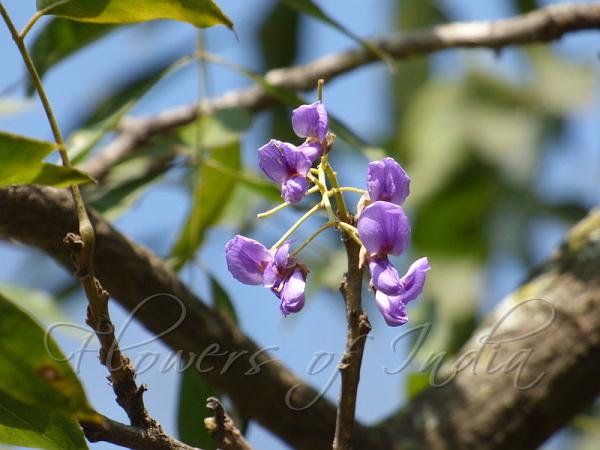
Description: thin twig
xmin=81 ymin=2 xmax=600 ymax=180
xmin=81 ymin=415 xmax=200 ymax=450
xmin=0 ymin=2 xmax=155 ymax=431
xmin=205 ymin=397 xmax=254 ymax=450
xmin=332 ymin=233 xmax=372 ymax=450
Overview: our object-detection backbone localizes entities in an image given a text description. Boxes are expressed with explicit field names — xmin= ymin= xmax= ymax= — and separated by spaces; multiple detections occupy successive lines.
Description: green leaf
xmin=28 ymin=18 xmax=115 ymax=94
xmin=0 ymin=131 xmax=93 ymax=187
xmin=0 ymin=292 xmax=93 ymax=449
xmin=177 ymin=278 xmax=239 ymax=448
xmin=38 ymin=0 xmax=233 ymax=29
xmin=405 ymin=372 xmax=430 ymax=400
xmin=177 ymin=369 xmax=217 ymax=449
xmin=170 ymin=139 xmax=241 ymax=270
xmin=280 ymin=0 xmax=395 ymax=68
xmin=210 ymin=276 xmax=237 ymax=322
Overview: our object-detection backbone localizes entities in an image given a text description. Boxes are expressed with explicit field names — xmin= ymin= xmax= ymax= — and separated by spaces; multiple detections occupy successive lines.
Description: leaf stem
xmin=19 ymin=0 xmax=73 ymax=39
xmin=271 ymin=201 xmax=323 ymax=250
xmin=0 ymin=2 xmax=95 ymax=273
xmin=291 ymin=221 xmax=335 ymax=256
xmin=257 ymin=186 xmax=319 ymax=219
xmin=323 ymin=155 xmax=349 ymax=220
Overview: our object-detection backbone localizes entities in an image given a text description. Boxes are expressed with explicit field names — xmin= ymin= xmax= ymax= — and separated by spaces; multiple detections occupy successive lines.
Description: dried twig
xmin=205 ymin=397 xmax=254 ymax=450
xmin=332 ymin=235 xmax=371 ymax=450
xmin=81 ymin=414 xmax=200 ymax=450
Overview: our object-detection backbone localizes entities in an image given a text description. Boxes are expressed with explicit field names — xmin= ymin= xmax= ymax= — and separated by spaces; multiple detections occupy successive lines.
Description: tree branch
xmin=333 ymin=236 xmax=371 ymax=450
xmin=0 ymin=185 xmax=382 ymax=450
xmin=81 ymin=2 xmax=600 ymax=180
xmin=378 ymin=208 xmax=600 ymax=449
xmin=81 ymin=414 xmax=199 ymax=450
xmin=204 ymin=397 xmax=254 ymax=450
xmin=1 ymin=186 xmax=599 ymax=449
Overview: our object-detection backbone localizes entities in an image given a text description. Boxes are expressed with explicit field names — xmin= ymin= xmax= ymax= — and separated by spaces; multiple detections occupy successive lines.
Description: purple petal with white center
xmin=297 ymin=141 xmax=323 ymax=163
xmin=375 ymin=290 xmax=408 ymax=327
xmin=225 ymin=235 xmax=272 ymax=285
xmin=357 ymin=201 xmax=411 ymax=256
xmin=279 ymin=269 xmax=306 ymax=316
xmin=291 ymin=102 xmax=328 ymax=142
xmin=368 ymin=256 xmax=402 ymax=296
xmin=282 ymin=175 xmax=309 ymax=204
xmin=367 ymin=157 xmax=410 ymax=205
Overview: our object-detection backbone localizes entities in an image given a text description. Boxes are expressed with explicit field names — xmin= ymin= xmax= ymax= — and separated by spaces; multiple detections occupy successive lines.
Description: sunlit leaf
xmin=0 ymin=98 xmax=33 ymax=116
xmin=37 ymin=0 xmax=233 ymax=29
xmin=405 ymin=372 xmax=430 ymax=400
xmin=0 ymin=293 xmax=94 ymax=449
xmin=0 ymin=131 xmax=93 ymax=187
xmin=28 ymin=18 xmax=115 ymax=94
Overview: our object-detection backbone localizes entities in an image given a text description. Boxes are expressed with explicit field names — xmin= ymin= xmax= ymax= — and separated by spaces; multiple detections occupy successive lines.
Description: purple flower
xmin=258 ymin=140 xmax=312 ymax=204
xmin=367 ymin=157 xmax=410 ymax=205
xmin=297 ymin=141 xmax=323 ymax=163
xmin=374 ymin=258 xmax=430 ymax=327
xmin=275 ymin=269 xmax=306 ymax=316
xmin=263 ymin=243 xmax=292 ymax=289
xmin=375 ymin=291 xmax=408 ymax=327
xmin=225 ymin=237 xmax=308 ymax=316
xmin=368 ymin=256 xmax=402 ymax=296
xmin=357 ymin=201 xmax=411 ymax=257
xmin=225 ymin=235 xmax=271 ymax=285
xmin=292 ymin=101 xmax=328 ymax=142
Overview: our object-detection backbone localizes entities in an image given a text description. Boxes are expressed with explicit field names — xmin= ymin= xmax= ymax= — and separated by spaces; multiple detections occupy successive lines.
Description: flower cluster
xmin=357 ymin=158 xmax=430 ymax=326
xmin=258 ymin=101 xmax=328 ymax=204
xmin=225 ymin=94 xmax=429 ymax=326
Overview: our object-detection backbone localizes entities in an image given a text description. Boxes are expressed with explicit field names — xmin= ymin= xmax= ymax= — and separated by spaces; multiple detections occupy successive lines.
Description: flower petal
xmin=368 ymin=256 xmax=402 ymax=295
xmin=282 ymin=175 xmax=309 ymax=204
xmin=375 ymin=290 xmax=408 ymax=327
xmin=225 ymin=235 xmax=272 ymax=285
xmin=367 ymin=157 xmax=410 ymax=205
xmin=258 ymin=140 xmax=290 ymax=184
xmin=279 ymin=269 xmax=306 ymax=316
xmin=291 ymin=102 xmax=328 ymax=141
xmin=297 ymin=141 xmax=323 ymax=163
xmin=357 ymin=201 xmax=411 ymax=256
xmin=398 ymin=257 xmax=430 ymax=304
xmin=263 ymin=243 xmax=292 ymax=288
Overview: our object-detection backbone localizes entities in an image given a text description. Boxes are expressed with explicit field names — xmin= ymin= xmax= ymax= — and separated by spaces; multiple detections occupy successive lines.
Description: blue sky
xmin=0 ymin=1 xmax=598 ymax=449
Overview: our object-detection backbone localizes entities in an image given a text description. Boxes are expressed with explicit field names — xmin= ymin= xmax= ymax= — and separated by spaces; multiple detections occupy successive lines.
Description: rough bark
xmin=380 ymin=209 xmax=600 ymax=449
xmin=0 ymin=185 xmax=381 ymax=450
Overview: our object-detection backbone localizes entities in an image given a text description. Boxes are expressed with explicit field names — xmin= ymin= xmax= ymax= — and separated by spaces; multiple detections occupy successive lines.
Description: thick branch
xmin=82 ymin=2 xmax=600 ymax=180
xmin=0 ymin=185 xmax=383 ymax=450
xmin=204 ymin=397 xmax=253 ymax=450
xmin=81 ymin=415 xmax=199 ymax=450
xmin=378 ymin=208 xmax=600 ymax=449
xmin=333 ymin=236 xmax=371 ymax=450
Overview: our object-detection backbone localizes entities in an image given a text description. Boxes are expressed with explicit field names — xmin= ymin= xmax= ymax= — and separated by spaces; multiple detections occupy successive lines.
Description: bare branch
xmin=0 ymin=185 xmax=382 ymax=450
xmin=205 ymin=397 xmax=254 ymax=450
xmin=82 ymin=2 xmax=600 ymax=180
xmin=378 ymin=208 xmax=600 ymax=449
xmin=81 ymin=414 xmax=199 ymax=450
xmin=332 ymin=236 xmax=371 ymax=450
xmin=1 ymin=186 xmax=599 ymax=449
